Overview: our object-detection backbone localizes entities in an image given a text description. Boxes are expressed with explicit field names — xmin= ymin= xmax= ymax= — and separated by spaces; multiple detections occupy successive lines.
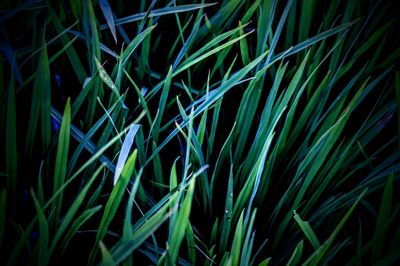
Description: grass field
xmin=1 ymin=0 xmax=400 ymax=265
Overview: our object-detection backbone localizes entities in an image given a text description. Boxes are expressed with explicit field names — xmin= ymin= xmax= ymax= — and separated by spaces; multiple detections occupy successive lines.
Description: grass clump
xmin=1 ymin=0 xmax=400 ymax=265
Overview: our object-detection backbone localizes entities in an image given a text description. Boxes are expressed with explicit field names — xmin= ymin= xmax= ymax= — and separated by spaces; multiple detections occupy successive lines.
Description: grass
xmin=1 ymin=0 xmax=400 ymax=265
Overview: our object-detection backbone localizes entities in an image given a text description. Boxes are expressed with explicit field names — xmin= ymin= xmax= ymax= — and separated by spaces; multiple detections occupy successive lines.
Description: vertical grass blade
xmin=52 ymin=98 xmax=71 ymax=223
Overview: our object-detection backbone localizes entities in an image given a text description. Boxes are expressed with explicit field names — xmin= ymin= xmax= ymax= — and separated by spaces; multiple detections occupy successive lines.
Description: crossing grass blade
xmin=99 ymin=3 xmax=217 ymax=29
xmin=49 ymin=165 xmax=104 ymax=255
xmin=304 ymin=188 xmax=368 ymax=265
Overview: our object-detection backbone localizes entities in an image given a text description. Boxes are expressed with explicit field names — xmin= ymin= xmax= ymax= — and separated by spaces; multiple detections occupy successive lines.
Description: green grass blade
xmin=52 ymin=98 xmax=71 ymax=223
xmin=49 ymin=165 xmax=104 ymax=255
xmin=90 ymin=150 xmax=138 ymax=263
xmin=231 ymin=211 xmax=244 ymax=266
xmin=371 ymin=174 xmax=393 ymax=261
xmin=153 ymin=66 xmax=173 ymax=142
xmin=31 ymin=190 xmax=49 ymax=266
xmin=168 ymin=179 xmax=196 ymax=264
xmin=61 ymin=205 xmax=103 ymax=254
xmin=25 ymin=32 xmax=51 ymax=156
xmin=99 ymin=241 xmax=117 ymax=266
xmin=6 ymin=77 xmax=17 ymax=201
xmin=293 ymin=212 xmax=320 ymax=250
xmin=305 ymin=188 xmax=368 ymax=265
xmin=286 ymin=240 xmax=303 ymax=266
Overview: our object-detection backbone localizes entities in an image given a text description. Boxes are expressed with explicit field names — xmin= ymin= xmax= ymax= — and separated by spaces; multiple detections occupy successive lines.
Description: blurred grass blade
xmin=371 ymin=174 xmax=393 ymax=260
xmin=26 ymin=31 xmax=51 ymax=156
xmin=0 ymin=189 xmax=6 ymax=249
xmin=6 ymin=77 xmax=17 ymax=200
xmin=286 ymin=240 xmax=304 ymax=266
xmin=99 ymin=241 xmax=116 ymax=266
